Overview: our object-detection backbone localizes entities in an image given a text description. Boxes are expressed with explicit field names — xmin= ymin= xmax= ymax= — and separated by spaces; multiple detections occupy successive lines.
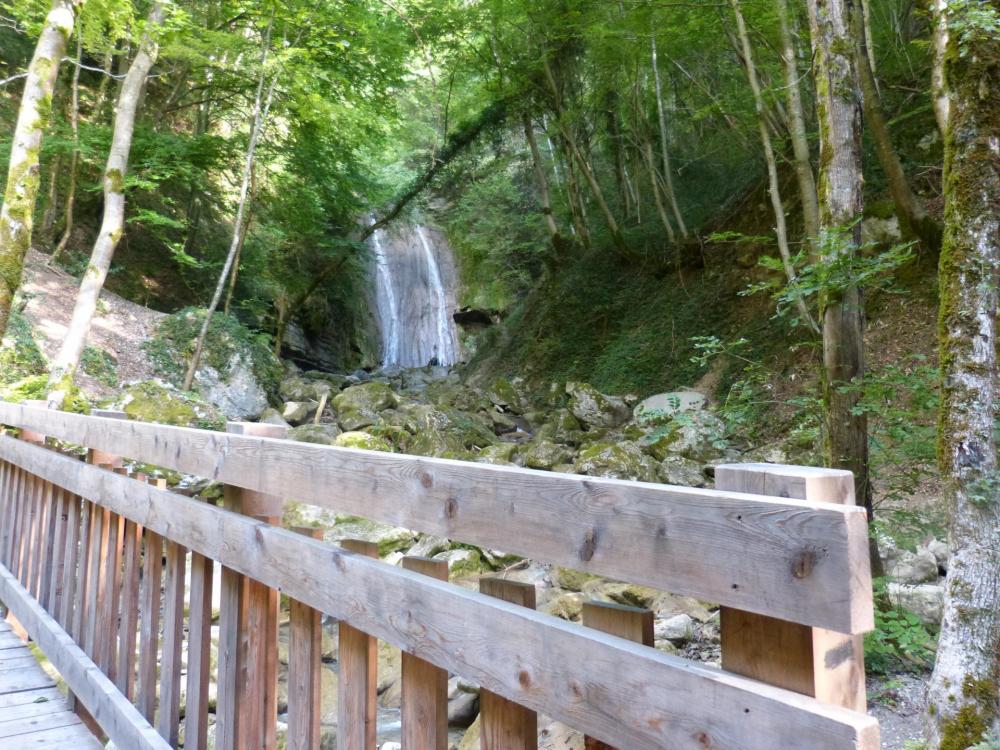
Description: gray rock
xmin=573 ymin=441 xmax=659 ymax=482
xmin=523 ymin=440 xmax=575 ymax=470
xmin=655 ymin=614 xmax=696 ymax=643
xmin=657 ymin=456 xmax=706 ymax=487
xmin=887 ymin=582 xmax=944 ymax=626
xmin=193 ymin=352 xmax=268 ymax=420
xmin=281 ymin=400 xmax=319 ymax=425
xmin=924 ymin=539 xmax=950 ymax=571
xmin=332 ymin=382 xmax=398 ymax=430
xmin=633 ymin=391 xmax=706 ymax=425
xmin=888 ymin=549 xmax=939 ymax=584
xmin=566 ymin=382 xmax=631 ymax=429
xmin=658 ymin=411 xmax=727 ymax=462
xmin=258 ymin=407 xmax=291 ymax=428
xmin=288 ymin=423 xmax=342 ymax=445
xmin=279 ymin=376 xmax=332 ymax=403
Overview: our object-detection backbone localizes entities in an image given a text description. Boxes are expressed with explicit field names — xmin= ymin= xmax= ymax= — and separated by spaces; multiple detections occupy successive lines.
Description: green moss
xmin=105 ymin=169 xmax=124 ymax=194
xmin=119 ymin=380 xmax=224 ymax=430
xmin=80 ymin=347 xmax=119 ymax=387
xmin=0 ymin=375 xmax=90 ymax=414
xmin=938 ymin=675 xmax=999 ymax=750
xmin=0 ymin=312 xmax=47 ymax=385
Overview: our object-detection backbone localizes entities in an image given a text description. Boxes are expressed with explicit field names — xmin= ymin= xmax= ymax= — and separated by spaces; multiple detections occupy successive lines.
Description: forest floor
xmin=18 ymin=249 xmax=164 ymax=398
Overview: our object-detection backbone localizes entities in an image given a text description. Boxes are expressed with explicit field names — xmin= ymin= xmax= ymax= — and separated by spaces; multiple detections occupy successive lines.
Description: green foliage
xmin=865 ymin=579 xmax=937 ymax=675
xmin=80 ymin=346 xmax=118 ymax=387
xmin=0 ymin=311 xmax=46 ymax=385
xmin=0 ymin=374 xmax=90 ymax=413
xmin=143 ymin=308 xmax=282 ymax=397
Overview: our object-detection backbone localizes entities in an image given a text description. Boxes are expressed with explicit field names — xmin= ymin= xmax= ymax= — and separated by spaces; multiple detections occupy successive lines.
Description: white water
xmin=370 ymin=221 xmax=401 ymax=366
xmin=417 ymin=226 xmax=457 ymax=366
xmin=369 ymin=221 xmax=459 ymax=369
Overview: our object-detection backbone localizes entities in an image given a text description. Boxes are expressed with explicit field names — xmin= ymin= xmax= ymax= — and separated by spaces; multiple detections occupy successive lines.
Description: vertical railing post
xmin=217 ymin=421 xmax=287 ymax=750
xmin=715 ymin=462 xmax=867 ymax=712
xmin=479 ymin=578 xmax=537 ymax=749
xmin=338 ymin=539 xmax=379 ymax=750
xmin=400 ymin=556 xmax=449 ymax=750
xmin=288 ymin=527 xmax=324 ymax=750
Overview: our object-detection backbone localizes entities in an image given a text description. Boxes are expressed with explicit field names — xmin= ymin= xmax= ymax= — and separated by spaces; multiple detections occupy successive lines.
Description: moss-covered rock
xmin=566 ymin=382 xmax=631 ymax=429
xmin=334 ymin=430 xmax=392 ymax=451
xmin=279 ymin=376 xmax=332 ymax=403
xmin=0 ymin=312 xmax=46 ymax=386
xmin=476 ymin=442 xmax=520 ymax=465
xmin=0 ymin=374 xmax=90 ymax=413
xmin=534 ymin=408 xmax=585 ymax=445
xmin=658 ymin=456 xmax=707 ymax=487
xmin=485 ymin=376 xmax=530 ymax=414
xmin=288 ymin=423 xmax=342 ymax=445
xmin=656 ymin=411 xmax=727 ymax=462
xmin=332 ymin=382 xmax=398 ymax=430
xmin=573 ymin=441 xmax=659 ymax=482
xmin=522 ymin=439 xmax=575 ymax=470
xmin=555 ymin=566 xmax=600 ymax=592
xmin=115 ymin=380 xmax=224 ymax=430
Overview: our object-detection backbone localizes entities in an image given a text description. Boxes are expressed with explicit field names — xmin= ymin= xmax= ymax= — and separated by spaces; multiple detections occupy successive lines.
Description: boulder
xmin=116 ymin=380 xmax=224 ymax=430
xmin=475 ymin=443 xmax=520 ymax=465
xmin=288 ymin=423 xmax=342 ymax=445
xmin=565 ymin=382 xmax=631 ymax=429
xmin=334 ymin=431 xmax=392 ymax=451
xmin=534 ymin=408 xmax=585 ymax=446
xmin=258 ymin=407 xmax=291 ymax=428
xmin=332 ymin=382 xmax=398 ymax=430
xmin=633 ymin=391 xmax=706 ymax=425
xmin=281 ymin=400 xmax=319 ymax=425
xmin=434 ymin=548 xmax=486 ymax=578
xmin=523 ymin=440 xmax=575 ymax=471
xmin=485 ymin=377 xmax=530 ymax=414
xmin=573 ymin=441 xmax=659 ymax=482
xmin=655 ymin=614 xmax=696 ymax=643
xmin=279 ymin=376 xmax=332 ymax=403
xmin=924 ymin=538 xmax=950 ymax=571
xmin=544 ymin=592 xmax=585 ymax=621
xmin=657 ymin=456 xmax=706 ymax=487
xmin=657 ymin=411 xmax=727 ymax=462
xmin=888 ymin=549 xmax=939 ymax=584
xmin=887 ymin=582 xmax=944 ymax=627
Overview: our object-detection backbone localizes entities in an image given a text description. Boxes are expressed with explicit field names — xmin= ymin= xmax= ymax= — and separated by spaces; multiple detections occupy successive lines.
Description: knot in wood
xmin=791 ymin=548 xmax=818 ymax=579
xmin=579 ymin=529 xmax=598 ymax=562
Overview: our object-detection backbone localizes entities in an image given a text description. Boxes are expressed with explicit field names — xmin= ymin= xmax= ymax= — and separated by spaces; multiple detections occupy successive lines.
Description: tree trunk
xmin=852 ymin=10 xmax=941 ymax=251
xmin=47 ymin=1 xmax=165 ymax=401
xmin=925 ymin=3 xmax=1000 ymax=745
xmin=930 ymin=0 xmax=949 ymax=137
xmin=50 ymin=33 xmax=82 ymax=266
xmin=732 ymin=0 xmax=818 ymax=333
xmin=640 ymin=135 xmax=676 ymax=244
xmin=522 ymin=111 xmax=560 ymax=242
xmin=774 ymin=0 xmax=820 ymax=245
xmin=0 ymin=0 xmax=77 ymax=339
xmin=183 ymin=17 xmax=278 ymax=390
xmin=651 ymin=35 xmax=688 ymax=238
xmin=40 ymin=154 xmax=61 ymax=244
xmin=604 ymin=91 xmax=631 ymax=219
xmin=807 ymin=0 xmax=874 ymax=524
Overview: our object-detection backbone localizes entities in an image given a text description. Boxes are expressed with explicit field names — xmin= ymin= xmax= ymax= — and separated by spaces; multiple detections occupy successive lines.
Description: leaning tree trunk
xmin=0 ymin=0 xmax=78 ymax=338
xmin=183 ymin=17 xmax=277 ymax=390
xmin=47 ymin=1 xmax=165 ymax=402
xmin=731 ymin=0 xmax=818 ymax=333
xmin=852 ymin=11 xmax=941 ymax=251
xmin=931 ymin=0 xmax=950 ymax=138
xmin=522 ymin=111 xmax=561 ymax=243
xmin=774 ymin=0 xmax=820 ymax=245
xmin=807 ymin=0 xmax=874 ymax=525
xmin=651 ymin=35 xmax=687 ymax=238
xmin=924 ymin=3 xmax=1000 ymax=746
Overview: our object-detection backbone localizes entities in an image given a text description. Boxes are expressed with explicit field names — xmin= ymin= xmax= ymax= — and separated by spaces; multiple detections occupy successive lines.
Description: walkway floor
xmin=0 ymin=619 xmax=102 ymax=749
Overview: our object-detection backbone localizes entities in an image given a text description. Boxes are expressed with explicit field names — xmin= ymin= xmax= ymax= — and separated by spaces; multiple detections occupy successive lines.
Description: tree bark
xmin=925 ymin=3 xmax=1000 ymax=745
xmin=774 ymin=0 xmax=820 ymax=246
xmin=183 ymin=16 xmax=278 ymax=390
xmin=807 ymin=0 xmax=873 ymax=523
xmin=0 ymin=0 xmax=77 ymax=338
xmin=731 ymin=0 xmax=818 ymax=333
xmin=50 ymin=33 xmax=82 ymax=266
xmin=651 ymin=35 xmax=687 ymax=238
xmin=522 ymin=111 xmax=560 ymax=242
xmin=852 ymin=10 xmax=941 ymax=251
xmin=930 ymin=0 xmax=949 ymax=137
xmin=39 ymin=153 xmax=61 ymax=244
xmin=47 ymin=1 xmax=165 ymax=401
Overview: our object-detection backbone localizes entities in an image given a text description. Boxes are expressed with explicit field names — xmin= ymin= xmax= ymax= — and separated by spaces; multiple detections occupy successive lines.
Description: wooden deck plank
xmin=0 ymin=611 xmax=101 ymax=749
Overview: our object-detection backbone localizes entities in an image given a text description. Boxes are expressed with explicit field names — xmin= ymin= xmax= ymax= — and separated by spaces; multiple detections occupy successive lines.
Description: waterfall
xmin=370 ymin=221 xmax=401 ymax=367
xmin=368 ymin=221 xmax=459 ymax=369
xmin=416 ymin=227 xmax=457 ymax=366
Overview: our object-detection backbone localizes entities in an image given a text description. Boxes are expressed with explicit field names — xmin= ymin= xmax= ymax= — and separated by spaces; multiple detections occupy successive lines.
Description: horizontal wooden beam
xmin=0 ymin=435 xmax=879 ymax=750
xmin=0 ymin=404 xmax=873 ymax=633
xmin=0 ymin=562 xmax=170 ymax=750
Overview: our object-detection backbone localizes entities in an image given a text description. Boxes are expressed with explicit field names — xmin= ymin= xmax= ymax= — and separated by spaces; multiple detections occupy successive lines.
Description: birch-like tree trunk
xmin=852 ymin=11 xmax=940 ymax=251
xmin=0 ymin=0 xmax=78 ymax=338
xmin=522 ymin=112 xmax=560 ymax=242
xmin=925 ymin=2 xmax=1000 ymax=745
xmin=650 ymin=35 xmax=687 ymax=238
xmin=183 ymin=18 xmax=278 ymax=390
xmin=39 ymin=154 xmax=61 ymax=243
xmin=930 ymin=0 xmax=949 ymax=137
xmin=774 ymin=0 xmax=819 ymax=245
xmin=47 ymin=1 xmax=166 ymax=401
xmin=50 ymin=34 xmax=82 ymax=266
xmin=806 ymin=0 xmax=873 ymax=521
xmin=731 ymin=0 xmax=817 ymax=333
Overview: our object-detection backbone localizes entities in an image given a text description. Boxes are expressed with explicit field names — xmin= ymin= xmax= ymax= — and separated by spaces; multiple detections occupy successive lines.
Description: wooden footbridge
xmin=0 ymin=401 xmax=880 ymax=749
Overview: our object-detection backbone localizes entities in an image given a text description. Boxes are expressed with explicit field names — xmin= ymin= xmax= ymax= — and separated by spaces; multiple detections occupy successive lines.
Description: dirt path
xmin=19 ymin=249 xmax=164 ymax=397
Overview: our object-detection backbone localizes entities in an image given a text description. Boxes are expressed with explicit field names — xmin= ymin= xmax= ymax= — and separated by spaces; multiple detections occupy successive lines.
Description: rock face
xmin=887 ymin=548 xmax=940 ymax=584
xmin=633 ymin=391 xmax=706 ymax=424
xmin=887 ymin=582 xmax=944 ymax=626
xmin=193 ymin=351 xmax=268 ymax=420
xmin=115 ymin=380 xmax=224 ymax=430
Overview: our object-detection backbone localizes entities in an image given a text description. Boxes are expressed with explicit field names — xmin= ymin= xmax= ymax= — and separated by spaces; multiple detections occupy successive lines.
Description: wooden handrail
xmin=0 ymin=434 xmax=878 ymax=749
xmin=0 ymin=402 xmax=873 ymax=633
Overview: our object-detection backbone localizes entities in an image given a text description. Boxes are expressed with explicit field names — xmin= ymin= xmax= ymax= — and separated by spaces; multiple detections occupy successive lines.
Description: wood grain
xmin=479 ymin=578 xmax=537 ymax=750
xmin=0 ymin=433 xmax=881 ymax=750
xmin=717 ymin=463 xmax=868 ymax=713
xmin=338 ymin=539 xmax=380 ymax=750
xmin=0 ymin=403 xmax=873 ymax=632
xmin=185 ymin=551 xmax=214 ymax=750
xmin=158 ymin=540 xmax=186 ymax=744
xmin=401 ymin=556 xmax=449 ymax=750
xmin=136 ymin=530 xmax=162 ymax=724
xmin=288 ymin=527 xmax=323 ymax=750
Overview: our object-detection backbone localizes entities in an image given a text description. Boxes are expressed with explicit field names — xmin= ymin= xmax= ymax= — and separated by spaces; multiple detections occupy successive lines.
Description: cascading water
xmin=369 ymin=219 xmax=401 ymax=366
xmin=368 ymin=221 xmax=460 ymax=369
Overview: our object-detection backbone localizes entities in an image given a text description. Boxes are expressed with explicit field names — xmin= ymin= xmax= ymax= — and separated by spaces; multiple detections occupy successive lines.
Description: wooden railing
xmin=0 ymin=401 xmax=880 ymax=749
